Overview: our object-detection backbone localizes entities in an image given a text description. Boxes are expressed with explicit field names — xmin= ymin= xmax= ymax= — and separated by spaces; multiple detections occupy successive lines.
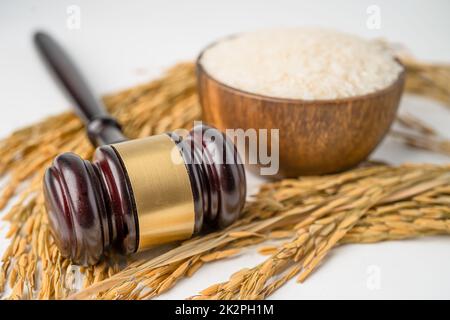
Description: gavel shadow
xmin=128 ymin=243 xmax=178 ymax=264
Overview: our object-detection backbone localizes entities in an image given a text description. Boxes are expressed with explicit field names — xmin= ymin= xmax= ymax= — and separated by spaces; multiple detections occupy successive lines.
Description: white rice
xmin=200 ymin=28 xmax=403 ymax=100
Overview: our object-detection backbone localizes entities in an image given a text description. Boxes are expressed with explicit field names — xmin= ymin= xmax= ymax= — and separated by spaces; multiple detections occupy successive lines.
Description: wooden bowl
xmin=196 ymin=53 xmax=405 ymax=178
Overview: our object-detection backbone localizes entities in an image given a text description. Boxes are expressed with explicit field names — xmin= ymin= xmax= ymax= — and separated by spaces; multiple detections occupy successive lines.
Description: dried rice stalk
xmin=0 ymin=55 xmax=449 ymax=300
xmin=396 ymin=113 xmax=437 ymax=136
xmin=393 ymin=55 xmax=450 ymax=156
xmin=192 ymin=167 xmax=450 ymax=299
xmin=68 ymin=164 xmax=450 ymax=300
xmin=390 ymin=130 xmax=450 ymax=156
xmin=401 ymin=56 xmax=450 ymax=108
xmin=0 ymin=63 xmax=200 ymax=299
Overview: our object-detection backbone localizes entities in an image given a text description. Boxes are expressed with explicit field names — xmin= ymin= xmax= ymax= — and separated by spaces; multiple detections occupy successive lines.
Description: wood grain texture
xmin=197 ymin=58 xmax=405 ymax=178
xmin=43 ymin=146 xmax=138 ymax=266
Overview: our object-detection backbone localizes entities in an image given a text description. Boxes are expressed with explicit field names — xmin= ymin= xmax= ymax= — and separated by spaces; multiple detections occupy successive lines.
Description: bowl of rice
xmin=197 ymin=28 xmax=405 ymax=177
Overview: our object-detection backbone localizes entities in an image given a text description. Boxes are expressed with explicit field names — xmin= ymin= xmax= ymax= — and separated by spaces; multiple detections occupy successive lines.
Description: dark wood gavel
xmin=35 ymin=32 xmax=246 ymax=266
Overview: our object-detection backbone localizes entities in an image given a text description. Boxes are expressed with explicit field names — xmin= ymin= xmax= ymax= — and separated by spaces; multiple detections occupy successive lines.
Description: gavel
xmin=35 ymin=32 xmax=246 ymax=266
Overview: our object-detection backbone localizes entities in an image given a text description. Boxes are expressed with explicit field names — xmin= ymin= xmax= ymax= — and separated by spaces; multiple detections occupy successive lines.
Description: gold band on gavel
xmin=112 ymin=134 xmax=195 ymax=251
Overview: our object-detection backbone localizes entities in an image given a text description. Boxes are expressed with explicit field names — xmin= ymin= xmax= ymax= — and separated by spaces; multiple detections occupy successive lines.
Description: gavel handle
xmin=34 ymin=31 xmax=127 ymax=146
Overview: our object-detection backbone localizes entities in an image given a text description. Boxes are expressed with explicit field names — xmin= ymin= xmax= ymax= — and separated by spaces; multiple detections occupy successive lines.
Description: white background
xmin=1 ymin=0 xmax=450 ymax=299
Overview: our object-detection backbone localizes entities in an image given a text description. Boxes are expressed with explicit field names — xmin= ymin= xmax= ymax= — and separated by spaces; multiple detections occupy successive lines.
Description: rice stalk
xmin=0 ymin=55 xmax=449 ymax=299
xmin=68 ymin=165 xmax=450 ymax=300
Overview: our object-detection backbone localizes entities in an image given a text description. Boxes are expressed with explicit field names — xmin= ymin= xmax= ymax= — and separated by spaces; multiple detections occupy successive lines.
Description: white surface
xmin=1 ymin=0 xmax=450 ymax=299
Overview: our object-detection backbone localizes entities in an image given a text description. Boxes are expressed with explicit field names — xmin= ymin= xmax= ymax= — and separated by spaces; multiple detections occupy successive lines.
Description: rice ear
xmin=1 ymin=57 xmax=450 ymax=300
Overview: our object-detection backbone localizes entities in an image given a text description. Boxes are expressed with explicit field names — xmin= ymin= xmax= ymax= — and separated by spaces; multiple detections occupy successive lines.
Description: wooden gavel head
xmin=34 ymin=32 xmax=246 ymax=266
xmin=44 ymin=124 xmax=246 ymax=265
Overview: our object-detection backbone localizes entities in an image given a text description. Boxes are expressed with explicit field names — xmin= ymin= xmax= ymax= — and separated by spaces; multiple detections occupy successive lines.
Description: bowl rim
xmin=196 ymin=34 xmax=406 ymax=106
